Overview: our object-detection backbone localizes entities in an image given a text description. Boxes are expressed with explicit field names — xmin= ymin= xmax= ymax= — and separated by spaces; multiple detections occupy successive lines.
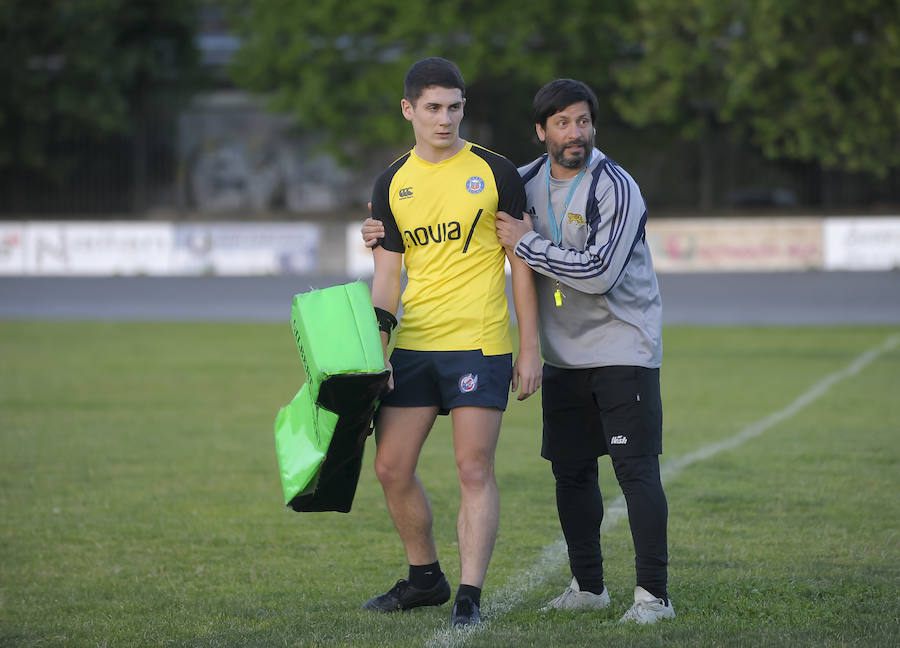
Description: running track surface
xmin=1 ymin=272 xmax=899 ymax=325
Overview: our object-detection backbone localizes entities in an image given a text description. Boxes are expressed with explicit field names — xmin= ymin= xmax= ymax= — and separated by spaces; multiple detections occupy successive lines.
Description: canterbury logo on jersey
xmin=398 ymin=187 xmax=413 ymax=199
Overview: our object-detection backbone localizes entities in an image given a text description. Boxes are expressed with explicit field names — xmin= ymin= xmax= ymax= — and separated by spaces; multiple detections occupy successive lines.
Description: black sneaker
xmin=450 ymin=597 xmax=481 ymax=627
xmin=361 ymin=576 xmax=451 ymax=612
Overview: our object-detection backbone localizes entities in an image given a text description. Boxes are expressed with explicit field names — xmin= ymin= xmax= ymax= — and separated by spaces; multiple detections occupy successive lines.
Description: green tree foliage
xmin=722 ymin=0 xmax=900 ymax=176
xmin=614 ymin=0 xmax=900 ymax=178
xmin=0 ymin=0 xmax=201 ymax=178
xmin=226 ymin=0 xmax=629 ymax=164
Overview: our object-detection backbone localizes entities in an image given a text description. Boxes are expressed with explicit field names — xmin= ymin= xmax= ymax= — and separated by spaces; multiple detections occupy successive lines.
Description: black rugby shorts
xmin=541 ymin=364 xmax=663 ymax=462
xmin=381 ymin=348 xmax=513 ymax=415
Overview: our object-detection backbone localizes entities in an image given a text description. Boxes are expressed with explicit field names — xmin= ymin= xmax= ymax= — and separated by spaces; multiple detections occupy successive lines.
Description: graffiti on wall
xmin=179 ymin=93 xmax=355 ymax=214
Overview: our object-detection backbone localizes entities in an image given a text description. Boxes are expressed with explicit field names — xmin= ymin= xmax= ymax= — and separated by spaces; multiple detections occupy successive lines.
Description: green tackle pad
xmin=274 ymin=281 xmax=390 ymax=512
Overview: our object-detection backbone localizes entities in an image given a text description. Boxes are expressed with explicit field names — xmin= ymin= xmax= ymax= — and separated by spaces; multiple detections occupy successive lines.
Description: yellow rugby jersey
xmin=372 ymin=141 xmax=526 ymax=355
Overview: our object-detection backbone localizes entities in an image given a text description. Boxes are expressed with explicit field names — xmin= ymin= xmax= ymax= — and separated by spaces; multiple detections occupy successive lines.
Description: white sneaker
xmin=541 ymin=577 xmax=610 ymax=611
xmin=619 ymin=586 xmax=675 ymax=624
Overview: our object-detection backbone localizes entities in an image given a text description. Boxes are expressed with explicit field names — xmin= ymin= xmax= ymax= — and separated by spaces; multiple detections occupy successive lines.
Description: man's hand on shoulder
xmin=361 ymin=202 xmax=385 ymax=248
xmin=496 ymin=210 xmax=534 ymax=251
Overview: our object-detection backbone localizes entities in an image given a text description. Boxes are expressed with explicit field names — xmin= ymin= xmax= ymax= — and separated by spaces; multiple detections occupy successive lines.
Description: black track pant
xmin=552 ymin=454 xmax=668 ymax=599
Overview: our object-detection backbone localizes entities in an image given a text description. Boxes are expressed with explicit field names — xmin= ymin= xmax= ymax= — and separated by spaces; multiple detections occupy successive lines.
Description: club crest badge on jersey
xmin=458 ymin=373 xmax=478 ymax=393
xmin=465 ymin=176 xmax=485 ymax=194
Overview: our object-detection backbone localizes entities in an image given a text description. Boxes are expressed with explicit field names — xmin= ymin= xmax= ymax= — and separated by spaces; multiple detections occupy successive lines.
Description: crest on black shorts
xmin=458 ymin=373 xmax=478 ymax=393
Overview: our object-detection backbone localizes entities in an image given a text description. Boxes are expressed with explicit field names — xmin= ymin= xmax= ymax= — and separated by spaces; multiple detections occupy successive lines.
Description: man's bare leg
xmin=451 ymin=406 xmax=503 ymax=588
xmin=373 ymin=405 xmax=440 ymax=565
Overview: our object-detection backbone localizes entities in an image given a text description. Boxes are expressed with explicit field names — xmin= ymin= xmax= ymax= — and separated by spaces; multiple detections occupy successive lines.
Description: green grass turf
xmin=1 ymin=322 xmax=898 ymax=647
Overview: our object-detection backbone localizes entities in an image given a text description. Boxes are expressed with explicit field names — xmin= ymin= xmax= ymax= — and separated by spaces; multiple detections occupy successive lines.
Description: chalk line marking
xmin=426 ymin=333 xmax=899 ymax=647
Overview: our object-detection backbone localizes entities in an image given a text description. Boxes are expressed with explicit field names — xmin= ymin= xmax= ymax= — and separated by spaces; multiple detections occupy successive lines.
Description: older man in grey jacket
xmin=495 ymin=78 xmax=672 ymax=625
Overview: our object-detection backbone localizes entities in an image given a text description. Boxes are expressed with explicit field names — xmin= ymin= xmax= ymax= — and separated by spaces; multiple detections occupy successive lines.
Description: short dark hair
xmin=532 ymin=79 xmax=598 ymax=128
xmin=404 ymin=57 xmax=466 ymax=104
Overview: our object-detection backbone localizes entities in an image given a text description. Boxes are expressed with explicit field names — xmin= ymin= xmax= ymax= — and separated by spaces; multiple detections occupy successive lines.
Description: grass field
xmin=1 ymin=321 xmax=898 ymax=647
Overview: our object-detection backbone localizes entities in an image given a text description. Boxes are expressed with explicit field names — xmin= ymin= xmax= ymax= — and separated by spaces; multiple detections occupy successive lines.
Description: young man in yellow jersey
xmin=363 ymin=57 xmax=541 ymax=627
xmin=364 ymin=77 xmax=674 ymax=626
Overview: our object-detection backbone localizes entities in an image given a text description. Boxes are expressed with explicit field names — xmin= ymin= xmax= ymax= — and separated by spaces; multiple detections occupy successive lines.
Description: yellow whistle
xmin=554 ymin=289 xmax=563 ymax=307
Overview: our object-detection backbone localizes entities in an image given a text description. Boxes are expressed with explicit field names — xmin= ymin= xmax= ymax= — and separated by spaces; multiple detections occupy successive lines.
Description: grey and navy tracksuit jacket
xmin=515 ymin=148 xmax=663 ymax=370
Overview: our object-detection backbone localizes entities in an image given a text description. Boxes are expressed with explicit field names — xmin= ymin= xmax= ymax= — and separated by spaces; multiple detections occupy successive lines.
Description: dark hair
xmin=404 ymin=57 xmax=466 ymax=104
xmin=532 ymin=79 xmax=598 ymax=128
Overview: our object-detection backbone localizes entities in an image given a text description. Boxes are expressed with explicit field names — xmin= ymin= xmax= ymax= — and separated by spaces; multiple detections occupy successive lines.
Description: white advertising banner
xmin=0 ymin=224 xmax=27 ymax=275
xmin=4 ymin=216 xmax=895 ymax=276
xmin=646 ymin=218 xmax=823 ymax=272
xmin=345 ymin=223 xmax=374 ymax=277
xmin=171 ymin=222 xmax=319 ymax=275
xmin=23 ymin=222 xmax=174 ymax=275
xmin=823 ymin=217 xmax=900 ymax=270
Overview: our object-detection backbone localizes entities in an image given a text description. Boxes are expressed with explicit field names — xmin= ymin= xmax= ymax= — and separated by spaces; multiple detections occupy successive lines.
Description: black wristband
xmin=374 ymin=307 xmax=398 ymax=336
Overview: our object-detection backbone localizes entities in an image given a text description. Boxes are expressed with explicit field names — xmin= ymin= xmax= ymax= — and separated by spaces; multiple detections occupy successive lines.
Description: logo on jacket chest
xmin=529 ymin=206 xmax=585 ymax=227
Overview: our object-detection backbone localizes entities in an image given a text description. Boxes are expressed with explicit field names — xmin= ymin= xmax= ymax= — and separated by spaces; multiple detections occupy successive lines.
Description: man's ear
xmin=535 ymin=123 xmax=546 ymax=143
xmin=401 ymin=98 xmax=414 ymax=121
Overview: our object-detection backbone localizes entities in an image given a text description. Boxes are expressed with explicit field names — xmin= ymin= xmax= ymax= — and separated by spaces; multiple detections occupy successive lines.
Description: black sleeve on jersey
xmin=371 ymin=153 xmax=410 ymax=252
xmin=471 ymin=145 xmax=526 ymax=221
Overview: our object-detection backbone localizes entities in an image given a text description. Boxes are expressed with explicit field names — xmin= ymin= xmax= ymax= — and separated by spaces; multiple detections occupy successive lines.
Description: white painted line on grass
xmin=426 ymin=333 xmax=899 ymax=648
